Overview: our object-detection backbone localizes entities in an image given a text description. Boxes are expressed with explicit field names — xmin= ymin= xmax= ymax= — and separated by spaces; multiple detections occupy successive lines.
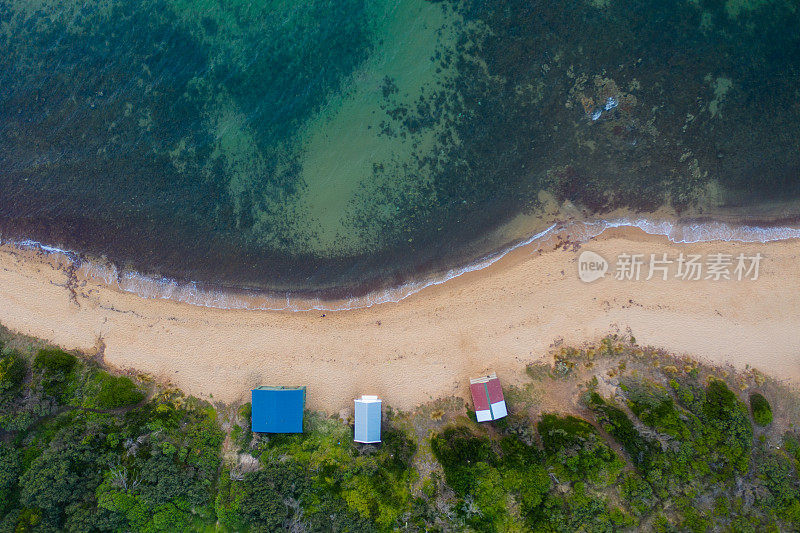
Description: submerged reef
xmin=0 ymin=0 xmax=798 ymax=293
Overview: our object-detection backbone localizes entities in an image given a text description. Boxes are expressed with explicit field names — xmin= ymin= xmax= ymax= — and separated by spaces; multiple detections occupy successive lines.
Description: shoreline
xmin=0 ymin=224 xmax=799 ymax=411
xmin=6 ymin=216 xmax=800 ymax=312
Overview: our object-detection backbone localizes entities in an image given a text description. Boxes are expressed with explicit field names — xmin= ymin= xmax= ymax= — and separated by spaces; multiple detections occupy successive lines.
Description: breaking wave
xmin=3 ymin=217 xmax=800 ymax=312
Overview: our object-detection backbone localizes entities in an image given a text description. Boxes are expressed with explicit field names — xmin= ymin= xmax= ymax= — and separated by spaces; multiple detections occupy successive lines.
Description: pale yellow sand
xmin=0 ymin=227 xmax=798 ymax=411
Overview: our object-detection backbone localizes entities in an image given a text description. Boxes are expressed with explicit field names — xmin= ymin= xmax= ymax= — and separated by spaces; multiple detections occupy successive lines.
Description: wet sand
xmin=0 ymin=226 xmax=798 ymax=411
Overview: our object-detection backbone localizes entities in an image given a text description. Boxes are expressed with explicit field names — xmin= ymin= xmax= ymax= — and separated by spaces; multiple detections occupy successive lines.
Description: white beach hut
xmin=354 ymin=395 xmax=382 ymax=443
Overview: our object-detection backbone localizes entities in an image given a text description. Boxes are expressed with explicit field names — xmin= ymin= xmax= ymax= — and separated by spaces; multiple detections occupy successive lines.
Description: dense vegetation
xmin=1 ymin=332 xmax=799 ymax=531
xmin=0 ymin=339 xmax=221 ymax=531
xmin=215 ymin=410 xmax=417 ymax=531
xmin=429 ymin=377 xmax=798 ymax=532
xmin=750 ymin=392 xmax=774 ymax=427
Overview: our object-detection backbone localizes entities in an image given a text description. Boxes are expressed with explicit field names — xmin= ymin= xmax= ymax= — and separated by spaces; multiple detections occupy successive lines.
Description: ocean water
xmin=1 ymin=0 xmax=799 ymax=298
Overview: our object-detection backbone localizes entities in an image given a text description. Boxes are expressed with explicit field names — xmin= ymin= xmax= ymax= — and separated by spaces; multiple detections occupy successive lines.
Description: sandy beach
xmin=0 ymin=226 xmax=798 ymax=411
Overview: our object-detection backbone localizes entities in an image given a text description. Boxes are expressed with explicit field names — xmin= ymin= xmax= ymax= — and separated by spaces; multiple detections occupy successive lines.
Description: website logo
xmin=578 ymin=250 xmax=608 ymax=282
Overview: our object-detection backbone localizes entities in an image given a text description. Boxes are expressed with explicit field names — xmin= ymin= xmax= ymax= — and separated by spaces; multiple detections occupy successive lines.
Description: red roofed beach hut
xmin=469 ymin=373 xmax=508 ymax=422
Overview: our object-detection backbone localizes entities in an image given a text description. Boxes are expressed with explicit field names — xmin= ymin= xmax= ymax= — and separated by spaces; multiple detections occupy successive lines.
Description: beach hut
xmin=354 ymin=395 xmax=382 ymax=443
xmin=469 ymin=373 xmax=507 ymax=422
xmin=251 ymin=386 xmax=306 ymax=433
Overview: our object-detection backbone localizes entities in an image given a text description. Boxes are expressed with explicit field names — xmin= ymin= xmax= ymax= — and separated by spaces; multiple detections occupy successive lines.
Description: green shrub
xmin=750 ymin=393 xmax=773 ymax=426
xmin=95 ymin=373 xmax=144 ymax=408
xmin=498 ymin=437 xmax=550 ymax=517
xmin=538 ymin=414 xmax=623 ymax=485
xmin=430 ymin=426 xmax=544 ymax=530
xmin=785 ymin=433 xmax=800 ymax=470
xmin=758 ymin=452 xmax=800 ymax=526
xmin=0 ymin=351 xmax=26 ymax=395
xmin=430 ymin=426 xmax=492 ymax=495
xmin=623 ymin=379 xmax=686 ymax=438
xmin=704 ymin=379 xmax=740 ymax=420
xmin=588 ymin=393 xmax=659 ymax=471
xmin=701 ymin=380 xmax=753 ymax=475
xmin=33 ymin=349 xmax=78 ymax=400
xmin=537 ymin=414 xmax=595 ymax=453
xmin=0 ymin=445 xmax=22 ymax=515
xmin=238 ymin=402 xmax=251 ymax=424
xmin=380 ymin=426 xmax=417 ymax=474
xmin=620 ymin=472 xmax=655 ymax=516
xmin=34 ymin=348 xmax=77 ymax=374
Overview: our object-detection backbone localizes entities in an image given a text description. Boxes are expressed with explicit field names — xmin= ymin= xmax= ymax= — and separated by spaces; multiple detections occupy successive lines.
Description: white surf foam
xmin=3 ymin=217 xmax=799 ymax=312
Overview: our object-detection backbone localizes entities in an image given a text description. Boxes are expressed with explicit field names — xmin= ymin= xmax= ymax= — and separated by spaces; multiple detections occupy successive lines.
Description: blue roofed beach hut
xmin=354 ymin=395 xmax=382 ymax=443
xmin=251 ymin=386 xmax=306 ymax=433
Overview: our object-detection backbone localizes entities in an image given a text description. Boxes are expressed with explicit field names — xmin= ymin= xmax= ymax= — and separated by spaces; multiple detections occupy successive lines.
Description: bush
xmin=588 ymin=393 xmax=658 ymax=471
xmin=623 ymin=379 xmax=686 ymax=438
xmin=750 ymin=393 xmax=773 ymax=426
xmin=620 ymin=472 xmax=655 ymax=516
xmin=498 ymin=437 xmax=550 ymax=517
xmin=34 ymin=348 xmax=77 ymax=374
xmin=380 ymin=426 xmax=417 ymax=474
xmin=704 ymin=379 xmax=740 ymax=420
xmin=33 ymin=348 xmax=78 ymax=399
xmin=0 ymin=445 xmax=22 ymax=515
xmin=758 ymin=452 xmax=800 ymax=525
xmin=0 ymin=351 xmax=26 ymax=395
xmin=537 ymin=414 xmax=595 ymax=453
xmin=430 ymin=426 xmax=491 ymax=495
xmin=785 ymin=433 xmax=800 ymax=469
xmin=702 ymin=380 xmax=753 ymax=475
xmin=95 ymin=373 xmax=144 ymax=408
xmin=537 ymin=414 xmax=623 ymax=485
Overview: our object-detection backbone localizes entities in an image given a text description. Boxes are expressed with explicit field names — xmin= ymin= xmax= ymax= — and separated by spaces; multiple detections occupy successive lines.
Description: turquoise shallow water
xmin=1 ymin=0 xmax=799 ymax=296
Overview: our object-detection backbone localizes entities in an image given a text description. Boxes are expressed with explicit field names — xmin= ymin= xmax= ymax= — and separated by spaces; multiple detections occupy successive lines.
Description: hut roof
xmin=251 ymin=386 xmax=306 ymax=433
xmin=469 ymin=373 xmax=507 ymax=422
